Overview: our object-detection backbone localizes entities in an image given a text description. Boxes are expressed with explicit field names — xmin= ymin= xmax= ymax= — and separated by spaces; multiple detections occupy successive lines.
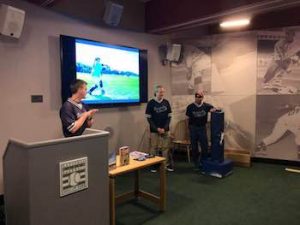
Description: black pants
xmin=189 ymin=125 xmax=209 ymax=167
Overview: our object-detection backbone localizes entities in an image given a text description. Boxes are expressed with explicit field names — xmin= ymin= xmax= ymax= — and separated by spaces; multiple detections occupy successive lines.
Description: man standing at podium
xmin=186 ymin=90 xmax=216 ymax=169
xmin=60 ymin=79 xmax=98 ymax=137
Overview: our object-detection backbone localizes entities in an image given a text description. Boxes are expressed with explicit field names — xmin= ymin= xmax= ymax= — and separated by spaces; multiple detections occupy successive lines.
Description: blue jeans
xmin=189 ymin=125 xmax=209 ymax=167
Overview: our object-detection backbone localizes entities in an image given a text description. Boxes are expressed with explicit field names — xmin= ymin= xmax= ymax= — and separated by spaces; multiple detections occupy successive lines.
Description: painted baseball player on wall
xmin=255 ymin=95 xmax=300 ymax=161
xmin=171 ymin=44 xmax=212 ymax=95
xmin=257 ymin=29 xmax=300 ymax=95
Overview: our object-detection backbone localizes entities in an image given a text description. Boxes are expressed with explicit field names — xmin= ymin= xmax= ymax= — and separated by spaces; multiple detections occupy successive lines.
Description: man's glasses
xmin=195 ymin=94 xmax=203 ymax=98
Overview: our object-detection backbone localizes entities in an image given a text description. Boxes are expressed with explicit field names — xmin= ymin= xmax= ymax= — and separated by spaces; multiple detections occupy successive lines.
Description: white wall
xmin=0 ymin=0 xmax=170 ymax=193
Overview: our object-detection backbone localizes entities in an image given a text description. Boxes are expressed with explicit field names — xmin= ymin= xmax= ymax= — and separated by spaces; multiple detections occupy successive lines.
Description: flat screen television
xmin=60 ymin=35 xmax=148 ymax=107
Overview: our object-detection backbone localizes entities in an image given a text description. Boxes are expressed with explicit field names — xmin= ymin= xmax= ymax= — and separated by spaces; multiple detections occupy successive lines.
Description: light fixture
xmin=220 ymin=18 xmax=250 ymax=28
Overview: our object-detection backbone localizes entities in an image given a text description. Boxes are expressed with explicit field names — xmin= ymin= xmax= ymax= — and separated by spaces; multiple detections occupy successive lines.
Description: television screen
xmin=60 ymin=35 xmax=148 ymax=107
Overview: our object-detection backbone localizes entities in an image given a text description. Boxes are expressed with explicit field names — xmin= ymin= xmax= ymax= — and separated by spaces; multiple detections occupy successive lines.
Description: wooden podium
xmin=3 ymin=128 xmax=109 ymax=225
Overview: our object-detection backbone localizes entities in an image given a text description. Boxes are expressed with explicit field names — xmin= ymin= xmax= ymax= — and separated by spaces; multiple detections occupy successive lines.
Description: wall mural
xmin=255 ymin=29 xmax=300 ymax=161
xmin=257 ymin=29 xmax=300 ymax=95
xmin=171 ymin=35 xmax=256 ymax=153
xmin=255 ymin=95 xmax=300 ymax=160
xmin=171 ymin=30 xmax=300 ymax=162
xmin=171 ymin=45 xmax=212 ymax=95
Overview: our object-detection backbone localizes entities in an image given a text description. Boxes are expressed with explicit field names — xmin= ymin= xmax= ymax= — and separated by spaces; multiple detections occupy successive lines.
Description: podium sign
xmin=59 ymin=157 xmax=88 ymax=197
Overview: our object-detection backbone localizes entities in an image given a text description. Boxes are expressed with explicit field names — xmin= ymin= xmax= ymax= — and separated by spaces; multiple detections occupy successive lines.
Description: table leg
xmin=159 ymin=161 xmax=166 ymax=211
xmin=134 ymin=170 xmax=140 ymax=197
xmin=109 ymin=177 xmax=115 ymax=225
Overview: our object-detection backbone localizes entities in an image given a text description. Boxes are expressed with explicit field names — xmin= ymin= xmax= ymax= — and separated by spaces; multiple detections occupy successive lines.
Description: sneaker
xmin=166 ymin=167 xmax=174 ymax=172
xmin=150 ymin=169 xmax=157 ymax=173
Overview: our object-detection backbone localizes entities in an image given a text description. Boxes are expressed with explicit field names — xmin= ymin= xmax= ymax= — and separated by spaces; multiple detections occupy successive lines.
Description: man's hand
xmin=157 ymin=128 xmax=165 ymax=134
xmin=210 ymin=107 xmax=221 ymax=112
xmin=86 ymin=109 xmax=98 ymax=128
xmin=87 ymin=109 xmax=98 ymax=117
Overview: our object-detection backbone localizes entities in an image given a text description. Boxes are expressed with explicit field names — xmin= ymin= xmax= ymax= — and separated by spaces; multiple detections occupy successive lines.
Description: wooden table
xmin=109 ymin=156 xmax=166 ymax=225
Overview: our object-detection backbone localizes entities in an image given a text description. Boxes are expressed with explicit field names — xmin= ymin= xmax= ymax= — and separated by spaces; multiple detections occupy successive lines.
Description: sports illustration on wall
xmin=257 ymin=29 xmax=300 ymax=95
xmin=171 ymin=44 xmax=212 ymax=95
xmin=255 ymin=95 xmax=300 ymax=161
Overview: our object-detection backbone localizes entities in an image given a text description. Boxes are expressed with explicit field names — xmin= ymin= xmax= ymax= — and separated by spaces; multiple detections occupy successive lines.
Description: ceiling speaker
xmin=103 ymin=1 xmax=124 ymax=26
xmin=166 ymin=44 xmax=182 ymax=62
xmin=0 ymin=4 xmax=25 ymax=38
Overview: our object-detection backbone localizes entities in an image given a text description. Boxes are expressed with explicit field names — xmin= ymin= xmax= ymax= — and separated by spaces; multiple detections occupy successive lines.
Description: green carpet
xmin=115 ymin=162 xmax=300 ymax=225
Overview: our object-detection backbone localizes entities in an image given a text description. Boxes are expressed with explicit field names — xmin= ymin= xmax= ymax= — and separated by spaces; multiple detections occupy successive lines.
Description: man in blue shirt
xmin=146 ymin=85 xmax=173 ymax=172
xmin=186 ymin=91 xmax=216 ymax=169
xmin=60 ymin=79 xmax=98 ymax=137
